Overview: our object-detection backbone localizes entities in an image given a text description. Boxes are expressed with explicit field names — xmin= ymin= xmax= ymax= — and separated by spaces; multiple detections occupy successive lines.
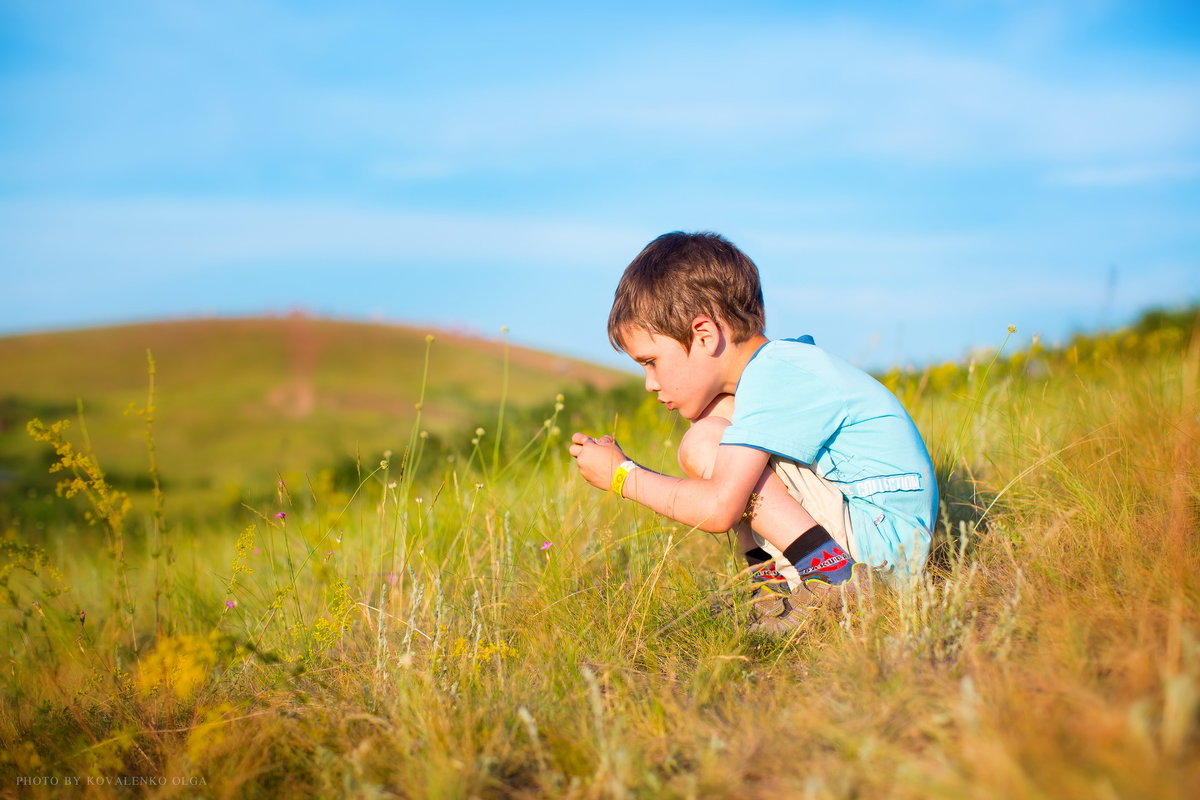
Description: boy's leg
xmin=679 ymin=411 xmax=858 ymax=589
xmin=677 ymin=407 xmax=786 ymax=566
xmin=678 ymin=409 xmax=793 ymax=622
xmin=767 ymin=457 xmax=858 ymax=559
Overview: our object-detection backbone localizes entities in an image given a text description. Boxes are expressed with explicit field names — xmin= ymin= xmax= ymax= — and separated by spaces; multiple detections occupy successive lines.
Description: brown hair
xmin=607 ymin=231 xmax=766 ymax=351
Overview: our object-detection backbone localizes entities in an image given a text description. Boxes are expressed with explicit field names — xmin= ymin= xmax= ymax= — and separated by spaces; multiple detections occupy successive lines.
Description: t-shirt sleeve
xmin=720 ymin=354 xmax=846 ymax=465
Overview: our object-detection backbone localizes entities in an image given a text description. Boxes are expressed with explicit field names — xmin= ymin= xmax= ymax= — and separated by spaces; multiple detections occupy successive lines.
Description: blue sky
xmin=2 ymin=0 xmax=1197 ymax=371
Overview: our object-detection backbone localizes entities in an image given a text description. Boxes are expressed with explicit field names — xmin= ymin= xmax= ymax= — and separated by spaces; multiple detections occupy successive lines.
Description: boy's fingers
xmin=570 ymin=432 xmax=617 ymax=448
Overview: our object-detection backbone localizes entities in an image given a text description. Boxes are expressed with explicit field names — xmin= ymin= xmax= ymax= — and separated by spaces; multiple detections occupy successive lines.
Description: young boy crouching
xmin=569 ymin=231 xmax=938 ymax=633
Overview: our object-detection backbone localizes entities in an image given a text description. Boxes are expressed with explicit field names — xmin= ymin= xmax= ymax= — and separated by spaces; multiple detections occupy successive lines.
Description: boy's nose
xmin=644 ymin=374 xmax=659 ymax=393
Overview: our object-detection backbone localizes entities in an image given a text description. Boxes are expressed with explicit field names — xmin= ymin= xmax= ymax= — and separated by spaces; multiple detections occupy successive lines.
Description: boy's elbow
xmin=700 ymin=505 xmax=743 ymax=533
xmin=681 ymin=479 xmax=749 ymax=533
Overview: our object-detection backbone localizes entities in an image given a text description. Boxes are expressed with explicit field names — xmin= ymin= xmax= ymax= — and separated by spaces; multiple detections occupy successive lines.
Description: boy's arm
xmin=569 ymin=433 xmax=769 ymax=533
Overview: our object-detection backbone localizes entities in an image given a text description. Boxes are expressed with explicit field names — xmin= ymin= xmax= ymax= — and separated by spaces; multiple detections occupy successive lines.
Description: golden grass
xmin=0 ymin=320 xmax=1196 ymax=799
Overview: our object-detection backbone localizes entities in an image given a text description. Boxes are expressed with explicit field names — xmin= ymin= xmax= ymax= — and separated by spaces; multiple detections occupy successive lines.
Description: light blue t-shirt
xmin=721 ymin=337 xmax=938 ymax=575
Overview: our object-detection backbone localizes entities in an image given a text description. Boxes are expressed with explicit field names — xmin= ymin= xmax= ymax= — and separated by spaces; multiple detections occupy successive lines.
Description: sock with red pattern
xmin=782 ymin=525 xmax=855 ymax=586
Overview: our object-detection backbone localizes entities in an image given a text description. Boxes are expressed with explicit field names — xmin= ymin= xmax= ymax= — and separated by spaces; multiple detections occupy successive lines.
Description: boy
xmin=569 ymin=231 xmax=938 ymax=633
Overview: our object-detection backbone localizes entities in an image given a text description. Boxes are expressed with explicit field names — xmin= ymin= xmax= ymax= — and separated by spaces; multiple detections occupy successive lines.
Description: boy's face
xmin=620 ymin=326 xmax=723 ymax=421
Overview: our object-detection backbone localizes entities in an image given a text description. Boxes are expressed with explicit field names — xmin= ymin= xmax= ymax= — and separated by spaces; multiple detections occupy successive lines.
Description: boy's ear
xmin=690 ymin=316 xmax=724 ymax=355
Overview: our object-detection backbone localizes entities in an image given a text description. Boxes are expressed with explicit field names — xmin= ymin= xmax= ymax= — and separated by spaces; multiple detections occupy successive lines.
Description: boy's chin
xmin=673 ymin=393 xmax=724 ymax=421
xmin=664 ymin=404 xmax=692 ymax=421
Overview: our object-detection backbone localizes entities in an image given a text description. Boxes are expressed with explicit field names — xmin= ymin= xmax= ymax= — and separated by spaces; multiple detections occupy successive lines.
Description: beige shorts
xmin=756 ymin=457 xmax=857 ymax=585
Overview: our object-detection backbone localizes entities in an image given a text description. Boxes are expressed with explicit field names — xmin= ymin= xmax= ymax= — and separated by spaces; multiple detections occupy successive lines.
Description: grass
xmin=0 ymin=310 xmax=1197 ymax=799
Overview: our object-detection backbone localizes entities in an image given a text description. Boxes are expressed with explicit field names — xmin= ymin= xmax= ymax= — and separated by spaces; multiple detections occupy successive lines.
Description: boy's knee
xmin=678 ymin=415 xmax=731 ymax=479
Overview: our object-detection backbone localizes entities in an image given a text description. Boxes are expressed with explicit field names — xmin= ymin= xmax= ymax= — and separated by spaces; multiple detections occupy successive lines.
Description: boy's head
xmin=607 ymin=231 xmax=766 ymax=353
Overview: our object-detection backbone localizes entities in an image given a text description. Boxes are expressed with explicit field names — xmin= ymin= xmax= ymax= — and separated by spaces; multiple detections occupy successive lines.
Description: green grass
xmin=0 ymin=310 xmax=1197 ymax=799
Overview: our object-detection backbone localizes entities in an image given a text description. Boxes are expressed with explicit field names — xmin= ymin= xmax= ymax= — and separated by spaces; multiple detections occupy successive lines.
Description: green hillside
xmin=0 ymin=315 xmax=630 ymax=519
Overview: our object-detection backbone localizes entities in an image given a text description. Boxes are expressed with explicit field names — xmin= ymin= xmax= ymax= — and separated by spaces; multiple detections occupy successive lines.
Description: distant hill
xmin=0 ymin=315 xmax=631 ymax=518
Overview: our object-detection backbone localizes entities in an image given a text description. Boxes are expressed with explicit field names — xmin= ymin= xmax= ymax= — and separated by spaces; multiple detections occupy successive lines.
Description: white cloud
xmin=771 ymin=257 xmax=1196 ymax=325
xmin=340 ymin=22 xmax=1200 ymax=172
xmin=0 ymin=198 xmax=641 ymax=281
xmin=1048 ymin=161 xmax=1200 ymax=187
xmin=775 ymin=277 xmax=1096 ymax=320
xmin=752 ymin=229 xmax=987 ymax=261
xmin=10 ymin=9 xmax=1197 ymax=187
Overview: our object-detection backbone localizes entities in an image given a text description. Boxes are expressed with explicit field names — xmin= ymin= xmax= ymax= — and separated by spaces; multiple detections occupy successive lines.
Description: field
xmin=0 ymin=310 xmax=1197 ymax=799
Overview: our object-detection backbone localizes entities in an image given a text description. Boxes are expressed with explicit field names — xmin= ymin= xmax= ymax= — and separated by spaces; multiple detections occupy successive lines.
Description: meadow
xmin=0 ymin=310 xmax=1197 ymax=799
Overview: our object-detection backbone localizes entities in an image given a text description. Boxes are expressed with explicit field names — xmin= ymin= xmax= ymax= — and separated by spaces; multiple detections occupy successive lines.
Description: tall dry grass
xmin=0 ymin=321 xmax=1196 ymax=799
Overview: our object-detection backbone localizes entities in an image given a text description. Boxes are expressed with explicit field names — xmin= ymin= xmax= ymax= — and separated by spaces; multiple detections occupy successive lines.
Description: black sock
xmin=782 ymin=525 xmax=855 ymax=585
xmin=742 ymin=545 xmax=788 ymax=593
xmin=743 ymin=546 xmax=773 ymax=567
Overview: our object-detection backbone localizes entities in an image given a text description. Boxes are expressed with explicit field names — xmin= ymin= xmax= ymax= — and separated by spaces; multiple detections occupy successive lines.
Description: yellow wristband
xmin=610 ymin=460 xmax=638 ymax=498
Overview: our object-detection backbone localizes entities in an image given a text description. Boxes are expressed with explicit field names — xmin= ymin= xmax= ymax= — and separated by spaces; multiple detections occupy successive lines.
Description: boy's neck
xmin=720 ymin=333 xmax=770 ymax=394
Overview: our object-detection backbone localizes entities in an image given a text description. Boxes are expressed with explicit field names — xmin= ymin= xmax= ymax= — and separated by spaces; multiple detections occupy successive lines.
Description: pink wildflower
xmin=540 ymin=541 xmax=553 ymax=550
xmin=225 ymin=599 xmax=236 ymax=610
xmin=275 ymin=512 xmax=286 ymax=519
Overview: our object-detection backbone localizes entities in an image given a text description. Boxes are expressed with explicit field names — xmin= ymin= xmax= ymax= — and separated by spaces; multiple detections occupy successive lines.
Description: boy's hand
xmin=569 ymin=433 xmax=628 ymax=491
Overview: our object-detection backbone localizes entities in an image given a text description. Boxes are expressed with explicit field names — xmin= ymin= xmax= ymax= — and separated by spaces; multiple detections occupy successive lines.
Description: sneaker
xmin=750 ymin=562 xmax=835 ymax=634
xmin=750 ymin=562 xmax=878 ymax=634
xmin=711 ymin=561 xmax=812 ymax=635
xmin=746 ymin=590 xmax=811 ymax=634
xmin=799 ymin=561 xmax=875 ymax=609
